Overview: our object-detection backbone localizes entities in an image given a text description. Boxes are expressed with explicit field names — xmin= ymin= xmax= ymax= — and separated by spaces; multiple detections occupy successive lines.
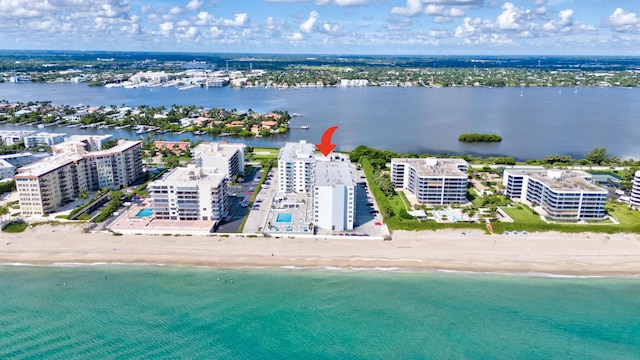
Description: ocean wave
xmin=1 ymin=262 xmax=37 ymax=267
xmin=436 ymin=269 xmax=611 ymax=279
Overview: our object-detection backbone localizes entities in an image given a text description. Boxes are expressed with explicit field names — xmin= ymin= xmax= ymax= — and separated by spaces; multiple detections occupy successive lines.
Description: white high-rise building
xmin=278 ymin=140 xmax=316 ymax=193
xmin=0 ymin=130 xmax=36 ymax=146
xmin=148 ymin=164 xmax=228 ymax=223
xmin=391 ymin=158 xmax=468 ymax=205
xmin=313 ymin=155 xmax=356 ymax=231
xmin=23 ymin=132 xmax=66 ymax=148
xmin=630 ymin=170 xmax=640 ymax=209
xmin=503 ymin=169 xmax=608 ymax=220
xmin=192 ymin=142 xmax=245 ymax=178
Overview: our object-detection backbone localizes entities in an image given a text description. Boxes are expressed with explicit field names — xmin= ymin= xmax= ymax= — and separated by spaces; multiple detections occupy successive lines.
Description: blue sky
xmin=1 ymin=0 xmax=640 ymax=55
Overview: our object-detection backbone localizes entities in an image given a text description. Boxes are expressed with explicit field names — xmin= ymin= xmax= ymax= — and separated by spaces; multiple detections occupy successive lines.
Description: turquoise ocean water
xmin=1 ymin=266 xmax=639 ymax=359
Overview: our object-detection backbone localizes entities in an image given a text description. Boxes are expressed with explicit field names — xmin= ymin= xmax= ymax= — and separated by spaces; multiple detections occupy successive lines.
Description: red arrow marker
xmin=316 ymin=126 xmax=338 ymax=156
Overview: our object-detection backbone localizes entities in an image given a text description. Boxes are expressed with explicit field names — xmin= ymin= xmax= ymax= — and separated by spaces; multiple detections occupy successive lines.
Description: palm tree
xmin=79 ymin=189 xmax=89 ymax=201
xmin=0 ymin=205 xmax=9 ymax=221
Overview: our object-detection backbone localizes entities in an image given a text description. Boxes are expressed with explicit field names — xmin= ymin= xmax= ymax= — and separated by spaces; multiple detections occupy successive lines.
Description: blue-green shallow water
xmin=1 ymin=266 xmax=639 ymax=359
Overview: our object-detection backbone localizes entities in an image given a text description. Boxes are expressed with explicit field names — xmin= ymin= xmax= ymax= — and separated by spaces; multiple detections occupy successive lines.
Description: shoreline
xmin=3 ymin=224 xmax=640 ymax=277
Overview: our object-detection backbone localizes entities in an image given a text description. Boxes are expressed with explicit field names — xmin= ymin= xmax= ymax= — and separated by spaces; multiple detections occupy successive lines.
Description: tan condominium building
xmin=503 ymin=169 xmax=608 ymax=220
xmin=192 ymin=142 xmax=245 ymax=178
xmin=391 ymin=158 xmax=469 ymax=205
xmin=14 ymin=140 xmax=143 ymax=216
xmin=81 ymin=141 xmax=144 ymax=190
xmin=148 ymin=164 xmax=228 ymax=223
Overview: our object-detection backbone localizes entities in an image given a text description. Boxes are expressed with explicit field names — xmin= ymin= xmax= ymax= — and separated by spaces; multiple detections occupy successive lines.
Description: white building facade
xmin=630 ymin=170 xmax=640 ymax=209
xmin=192 ymin=142 xmax=245 ymax=178
xmin=148 ymin=165 xmax=228 ymax=223
xmin=24 ymin=132 xmax=66 ymax=148
xmin=391 ymin=158 xmax=468 ymax=205
xmin=312 ymin=156 xmax=356 ymax=231
xmin=503 ymin=169 xmax=608 ymax=220
xmin=278 ymin=140 xmax=316 ymax=193
xmin=0 ymin=130 xmax=35 ymax=146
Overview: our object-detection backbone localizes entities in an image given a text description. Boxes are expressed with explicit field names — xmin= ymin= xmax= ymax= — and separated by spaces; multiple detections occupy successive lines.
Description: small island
xmin=458 ymin=133 xmax=502 ymax=143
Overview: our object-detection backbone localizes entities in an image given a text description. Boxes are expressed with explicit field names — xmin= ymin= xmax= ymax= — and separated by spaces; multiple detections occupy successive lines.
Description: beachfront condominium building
xmin=192 ymin=142 xmax=245 ymax=178
xmin=81 ymin=140 xmax=144 ymax=190
xmin=14 ymin=153 xmax=89 ymax=216
xmin=278 ymin=140 xmax=316 ymax=193
xmin=23 ymin=132 xmax=66 ymax=148
xmin=14 ymin=140 xmax=143 ymax=216
xmin=51 ymin=135 xmax=114 ymax=155
xmin=630 ymin=170 xmax=640 ymax=209
xmin=503 ymin=169 xmax=608 ymax=220
xmin=0 ymin=130 xmax=35 ymax=146
xmin=391 ymin=158 xmax=468 ymax=205
xmin=148 ymin=164 xmax=228 ymax=223
xmin=312 ymin=155 xmax=356 ymax=231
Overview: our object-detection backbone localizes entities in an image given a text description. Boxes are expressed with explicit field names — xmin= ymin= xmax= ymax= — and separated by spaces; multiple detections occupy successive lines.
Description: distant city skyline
xmin=1 ymin=1 xmax=640 ymax=56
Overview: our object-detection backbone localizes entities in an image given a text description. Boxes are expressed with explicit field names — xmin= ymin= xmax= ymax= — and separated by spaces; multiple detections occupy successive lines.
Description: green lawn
xmin=607 ymin=201 xmax=640 ymax=226
xmin=250 ymin=147 xmax=279 ymax=161
xmin=499 ymin=205 xmax=545 ymax=224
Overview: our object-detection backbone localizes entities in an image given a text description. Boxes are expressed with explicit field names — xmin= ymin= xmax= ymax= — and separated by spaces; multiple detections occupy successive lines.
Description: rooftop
xmin=25 ymin=132 xmax=66 ymax=138
xmin=15 ymin=153 xmax=83 ymax=178
xmin=279 ymin=140 xmax=315 ymax=161
xmin=315 ymin=159 xmax=355 ymax=187
xmin=83 ymin=140 xmax=141 ymax=158
xmin=192 ymin=142 xmax=245 ymax=158
xmin=393 ymin=158 xmax=468 ymax=177
xmin=154 ymin=165 xmax=226 ymax=186
xmin=506 ymin=169 xmax=607 ymax=193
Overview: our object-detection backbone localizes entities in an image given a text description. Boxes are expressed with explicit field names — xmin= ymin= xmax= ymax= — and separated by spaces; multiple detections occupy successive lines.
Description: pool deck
xmin=107 ymin=203 xmax=216 ymax=235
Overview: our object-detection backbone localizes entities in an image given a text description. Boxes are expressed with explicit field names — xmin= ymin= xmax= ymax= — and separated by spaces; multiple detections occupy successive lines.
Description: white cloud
xmin=195 ymin=11 xmax=214 ymax=26
xmin=391 ymin=0 xmax=422 ymax=17
xmin=186 ymin=0 xmax=202 ymax=10
xmin=454 ymin=17 xmax=478 ymax=37
xmin=158 ymin=21 xmax=174 ymax=36
xmin=289 ymin=32 xmax=304 ymax=40
xmin=422 ymin=0 xmax=483 ymax=6
xmin=449 ymin=7 xmax=464 ymax=17
xmin=392 ymin=1 xmax=468 ymax=18
xmin=322 ymin=22 xmax=342 ymax=34
xmin=316 ymin=0 xmax=367 ymax=6
xmin=533 ymin=0 xmax=545 ymax=5
xmin=300 ymin=10 xmax=319 ymax=33
xmin=209 ymin=26 xmax=222 ymax=38
xmin=221 ymin=13 xmax=249 ymax=27
xmin=169 ymin=6 xmax=183 ymax=15
xmin=496 ymin=2 xmax=521 ymax=30
xmin=424 ymin=5 xmax=445 ymax=16
xmin=609 ymin=8 xmax=640 ymax=33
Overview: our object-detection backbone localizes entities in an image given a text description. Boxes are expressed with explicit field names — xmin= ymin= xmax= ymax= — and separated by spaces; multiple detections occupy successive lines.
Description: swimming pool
xmin=136 ymin=208 xmax=153 ymax=217
xmin=276 ymin=213 xmax=292 ymax=222
xmin=434 ymin=210 xmax=463 ymax=222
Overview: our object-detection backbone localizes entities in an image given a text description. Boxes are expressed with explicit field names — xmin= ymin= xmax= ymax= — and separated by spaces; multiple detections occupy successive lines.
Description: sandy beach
xmin=3 ymin=224 xmax=640 ymax=276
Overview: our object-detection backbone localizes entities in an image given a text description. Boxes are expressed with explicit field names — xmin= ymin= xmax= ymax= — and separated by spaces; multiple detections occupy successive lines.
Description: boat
xmin=178 ymin=84 xmax=199 ymax=91
xmin=300 ymin=125 xmax=309 ymax=130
